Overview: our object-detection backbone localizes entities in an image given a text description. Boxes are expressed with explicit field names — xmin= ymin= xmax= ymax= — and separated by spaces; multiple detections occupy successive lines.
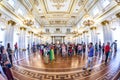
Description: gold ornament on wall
xmin=116 ymin=12 xmax=120 ymax=18
xmin=8 ymin=20 xmax=16 ymax=26
xmin=101 ymin=20 xmax=109 ymax=26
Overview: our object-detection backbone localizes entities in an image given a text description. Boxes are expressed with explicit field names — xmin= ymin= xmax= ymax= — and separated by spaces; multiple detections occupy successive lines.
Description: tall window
xmin=66 ymin=28 xmax=70 ymax=33
xmin=56 ymin=28 xmax=60 ymax=32
xmin=46 ymin=29 xmax=49 ymax=33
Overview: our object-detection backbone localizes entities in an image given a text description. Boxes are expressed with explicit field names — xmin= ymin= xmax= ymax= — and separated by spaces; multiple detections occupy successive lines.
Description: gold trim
xmin=97 ymin=5 xmax=117 ymax=19
xmin=20 ymin=27 xmax=26 ymax=31
xmin=8 ymin=20 xmax=16 ymax=26
xmin=43 ymin=0 xmax=74 ymax=14
xmin=83 ymin=31 xmax=88 ymax=33
xmin=0 ymin=3 xmax=23 ymax=21
xmin=101 ymin=20 xmax=109 ymax=26
xmin=90 ymin=26 xmax=97 ymax=30
xmin=76 ymin=0 xmax=98 ymax=24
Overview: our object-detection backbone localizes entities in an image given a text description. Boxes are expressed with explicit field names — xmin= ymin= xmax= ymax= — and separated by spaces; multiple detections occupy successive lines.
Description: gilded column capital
xmin=101 ymin=20 xmax=109 ymax=26
xmin=20 ymin=27 xmax=26 ymax=31
xmin=8 ymin=20 xmax=16 ymax=26
xmin=116 ymin=12 xmax=120 ymax=18
xmin=83 ymin=31 xmax=88 ymax=34
xmin=90 ymin=26 xmax=97 ymax=30
xmin=0 ymin=13 xmax=2 ymax=17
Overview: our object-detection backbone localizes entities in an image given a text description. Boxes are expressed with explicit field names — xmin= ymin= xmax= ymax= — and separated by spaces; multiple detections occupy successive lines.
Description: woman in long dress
xmin=49 ymin=45 xmax=55 ymax=62
xmin=62 ymin=44 xmax=67 ymax=57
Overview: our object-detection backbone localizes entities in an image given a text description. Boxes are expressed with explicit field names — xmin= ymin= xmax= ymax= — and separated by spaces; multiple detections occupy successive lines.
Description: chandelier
xmin=115 ymin=0 xmax=120 ymax=5
xmin=83 ymin=20 xmax=94 ymax=26
xmin=23 ymin=19 xmax=34 ymax=26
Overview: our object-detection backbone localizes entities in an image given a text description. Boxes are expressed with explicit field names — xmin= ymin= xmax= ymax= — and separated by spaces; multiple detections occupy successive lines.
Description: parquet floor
xmin=12 ymin=50 xmax=120 ymax=80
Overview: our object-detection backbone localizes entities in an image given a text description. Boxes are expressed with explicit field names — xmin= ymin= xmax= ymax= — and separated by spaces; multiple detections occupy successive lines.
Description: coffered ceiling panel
xmin=43 ymin=0 xmax=74 ymax=13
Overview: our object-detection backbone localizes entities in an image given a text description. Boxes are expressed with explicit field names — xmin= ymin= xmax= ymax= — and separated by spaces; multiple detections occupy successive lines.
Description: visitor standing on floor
xmin=14 ymin=42 xmax=18 ymax=60
xmin=83 ymin=42 xmax=94 ymax=71
xmin=61 ymin=43 xmax=67 ymax=57
xmin=6 ymin=43 xmax=13 ymax=66
xmin=49 ymin=45 xmax=55 ymax=62
xmin=77 ymin=44 xmax=82 ymax=56
xmin=111 ymin=40 xmax=117 ymax=55
xmin=27 ymin=44 xmax=30 ymax=54
xmin=0 ymin=46 xmax=14 ymax=80
xmin=104 ymin=42 xmax=110 ymax=64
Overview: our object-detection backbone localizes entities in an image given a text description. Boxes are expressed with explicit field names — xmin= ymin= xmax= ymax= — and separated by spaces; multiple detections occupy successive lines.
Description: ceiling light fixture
xmin=115 ymin=0 xmax=120 ymax=5
xmin=23 ymin=19 xmax=34 ymax=26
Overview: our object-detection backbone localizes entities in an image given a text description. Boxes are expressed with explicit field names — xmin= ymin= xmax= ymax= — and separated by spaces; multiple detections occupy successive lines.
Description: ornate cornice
xmin=101 ymin=20 xmax=109 ymax=26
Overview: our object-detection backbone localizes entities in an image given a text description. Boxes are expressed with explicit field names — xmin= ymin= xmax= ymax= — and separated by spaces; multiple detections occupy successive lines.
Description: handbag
xmin=5 ymin=63 xmax=12 ymax=68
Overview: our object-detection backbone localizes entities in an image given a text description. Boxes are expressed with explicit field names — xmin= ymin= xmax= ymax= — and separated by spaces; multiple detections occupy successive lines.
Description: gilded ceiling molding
xmin=101 ymin=20 xmax=109 ymax=26
xmin=116 ymin=12 xmax=120 ymax=18
xmin=8 ymin=20 xmax=16 ymax=26
xmin=97 ymin=5 xmax=117 ymax=19
xmin=0 ymin=3 xmax=23 ymax=21
xmin=76 ymin=0 xmax=98 ymax=24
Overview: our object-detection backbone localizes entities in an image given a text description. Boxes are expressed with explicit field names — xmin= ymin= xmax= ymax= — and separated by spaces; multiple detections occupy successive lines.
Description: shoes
xmin=83 ymin=68 xmax=86 ymax=70
xmin=89 ymin=69 xmax=92 ymax=71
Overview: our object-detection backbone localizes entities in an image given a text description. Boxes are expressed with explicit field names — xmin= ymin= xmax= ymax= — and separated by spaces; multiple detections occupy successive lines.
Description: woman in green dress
xmin=50 ymin=45 xmax=55 ymax=61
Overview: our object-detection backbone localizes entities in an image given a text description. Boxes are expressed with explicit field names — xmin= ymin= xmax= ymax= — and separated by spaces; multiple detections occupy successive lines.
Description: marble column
xmin=90 ymin=27 xmax=97 ymax=45
xmin=5 ymin=20 xmax=16 ymax=49
xmin=19 ymin=27 xmax=26 ymax=50
xmin=63 ymin=36 xmax=65 ymax=42
xmin=83 ymin=31 xmax=88 ymax=44
xmin=101 ymin=20 xmax=112 ymax=44
xmin=51 ymin=36 xmax=53 ymax=44
xmin=53 ymin=36 xmax=55 ymax=44
xmin=62 ymin=36 xmax=64 ymax=43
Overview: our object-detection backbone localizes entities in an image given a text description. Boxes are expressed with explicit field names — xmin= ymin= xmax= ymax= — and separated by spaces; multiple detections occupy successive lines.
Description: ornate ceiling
xmin=31 ymin=0 xmax=87 ymax=27
xmin=0 ymin=0 xmax=119 ymax=29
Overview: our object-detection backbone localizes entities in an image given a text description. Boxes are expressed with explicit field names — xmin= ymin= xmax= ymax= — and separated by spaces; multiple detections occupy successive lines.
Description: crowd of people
xmin=31 ymin=40 xmax=117 ymax=70
xmin=0 ymin=40 xmax=117 ymax=80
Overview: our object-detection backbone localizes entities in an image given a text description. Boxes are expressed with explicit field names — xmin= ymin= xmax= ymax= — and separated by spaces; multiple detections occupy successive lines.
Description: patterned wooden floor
xmin=11 ymin=50 xmax=120 ymax=80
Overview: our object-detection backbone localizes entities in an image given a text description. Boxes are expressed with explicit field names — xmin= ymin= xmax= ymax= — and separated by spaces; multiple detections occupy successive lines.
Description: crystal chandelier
xmin=115 ymin=0 xmax=120 ymax=5
xmin=83 ymin=20 xmax=94 ymax=26
xmin=23 ymin=19 xmax=34 ymax=26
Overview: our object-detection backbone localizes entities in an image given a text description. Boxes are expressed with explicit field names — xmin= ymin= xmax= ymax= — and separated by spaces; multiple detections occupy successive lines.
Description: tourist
xmin=83 ymin=42 xmax=94 ymax=71
xmin=104 ymin=42 xmax=110 ymax=64
xmin=77 ymin=44 xmax=82 ymax=56
xmin=62 ymin=43 xmax=67 ymax=57
xmin=6 ymin=43 xmax=13 ymax=66
xmin=14 ymin=42 xmax=18 ymax=60
xmin=1 ymin=46 xmax=14 ymax=80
